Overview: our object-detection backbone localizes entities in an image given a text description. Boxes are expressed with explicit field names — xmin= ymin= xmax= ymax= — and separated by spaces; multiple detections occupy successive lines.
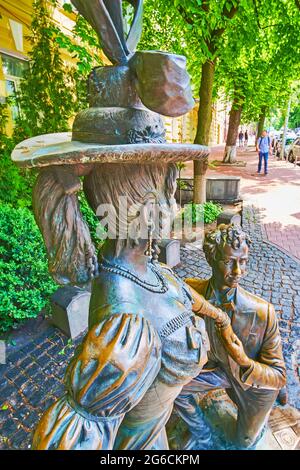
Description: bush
xmin=183 ymin=202 xmax=223 ymax=225
xmin=0 ymin=204 xmax=57 ymax=333
xmin=0 ymin=138 xmax=35 ymax=208
xmin=78 ymin=191 xmax=107 ymax=248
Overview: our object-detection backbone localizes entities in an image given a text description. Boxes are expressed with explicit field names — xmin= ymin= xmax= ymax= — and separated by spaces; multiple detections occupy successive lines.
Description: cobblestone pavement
xmin=0 ymin=206 xmax=299 ymax=450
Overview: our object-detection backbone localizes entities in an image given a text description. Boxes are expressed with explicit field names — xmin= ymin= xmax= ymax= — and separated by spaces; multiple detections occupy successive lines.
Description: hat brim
xmin=12 ymin=132 xmax=210 ymax=168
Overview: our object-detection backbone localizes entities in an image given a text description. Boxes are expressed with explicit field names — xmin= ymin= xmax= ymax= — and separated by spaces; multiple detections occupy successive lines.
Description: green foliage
xmin=289 ymin=107 xmax=300 ymax=129
xmin=0 ymin=99 xmax=9 ymax=136
xmin=0 ymin=2 xmax=105 ymax=334
xmin=183 ymin=202 xmax=223 ymax=225
xmin=78 ymin=191 xmax=107 ymax=248
xmin=142 ymin=0 xmax=299 ymax=129
xmin=141 ymin=0 xmax=244 ymax=95
xmin=13 ymin=0 xmax=75 ymax=140
xmin=0 ymin=139 xmax=35 ymax=208
xmin=215 ymin=0 xmax=300 ymax=125
xmin=0 ymin=204 xmax=57 ymax=332
xmin=0 ymin=100 xmax=34 ymax=208
xmin=55 ymin=3 xmax=103 ymax=111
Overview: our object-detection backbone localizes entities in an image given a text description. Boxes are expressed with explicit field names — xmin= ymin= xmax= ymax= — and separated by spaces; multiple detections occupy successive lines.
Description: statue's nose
xmin=232 ymin=260 xmax=242 ymax=276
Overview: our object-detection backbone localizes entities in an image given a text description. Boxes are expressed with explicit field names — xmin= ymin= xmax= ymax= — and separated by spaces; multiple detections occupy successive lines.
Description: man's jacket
xmin=185 ymin=278 xmax=286 ymax=391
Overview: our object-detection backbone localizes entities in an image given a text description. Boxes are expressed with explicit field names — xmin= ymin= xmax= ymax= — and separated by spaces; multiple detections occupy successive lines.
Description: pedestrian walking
xmin=256 ymin=130 xmax=272 ymax=175
xmin=244 ymin=130 xmax=249 ymax=148
xmin=238 ymin=130 xmax=244 ymax=147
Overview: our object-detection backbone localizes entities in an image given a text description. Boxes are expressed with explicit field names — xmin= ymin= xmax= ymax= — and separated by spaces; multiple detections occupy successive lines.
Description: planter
xmin=206 ymin=176 xmax=241 ymax=203
xmin=176 ymin=176 xmax=241 ymax=205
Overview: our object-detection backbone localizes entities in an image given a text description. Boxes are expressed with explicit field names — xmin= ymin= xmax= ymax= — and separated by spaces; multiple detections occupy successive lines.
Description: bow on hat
xmin=71 ymin=0 xmax=194 ymax=117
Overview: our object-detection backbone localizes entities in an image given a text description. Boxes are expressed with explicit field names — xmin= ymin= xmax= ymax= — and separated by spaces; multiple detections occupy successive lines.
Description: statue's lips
xmin=228 ymin=276 xmax=241 ymax=284
xmin=11 ymin=132 xmax=210 ymax=169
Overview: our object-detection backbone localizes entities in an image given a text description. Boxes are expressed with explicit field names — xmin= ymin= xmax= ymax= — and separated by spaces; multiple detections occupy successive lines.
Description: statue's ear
xmin=71 ymin=0 xmax=129 ymax=64
xmin=126 ymin=0 xmax=143 ymax=53
xmin=102 ymin=0 xmax=143 ymax=54
xmin=103 ymin=0 xmax=128 ymax=51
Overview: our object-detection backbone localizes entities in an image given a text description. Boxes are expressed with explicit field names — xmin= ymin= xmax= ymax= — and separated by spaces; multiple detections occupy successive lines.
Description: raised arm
xmin=186 ymin=282 xmax=286 ymax=391
xmin=188 ymin=285 xmax=231 ymax=328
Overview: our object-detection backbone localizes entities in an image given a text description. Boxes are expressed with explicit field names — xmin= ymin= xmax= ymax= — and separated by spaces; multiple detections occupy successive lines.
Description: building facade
xmin=0 ymin=0 xmax=76 ymax=134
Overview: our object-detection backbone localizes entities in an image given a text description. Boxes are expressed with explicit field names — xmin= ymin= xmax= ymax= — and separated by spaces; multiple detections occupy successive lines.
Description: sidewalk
xmin=182 ymin=145 xmax=300 ymax=261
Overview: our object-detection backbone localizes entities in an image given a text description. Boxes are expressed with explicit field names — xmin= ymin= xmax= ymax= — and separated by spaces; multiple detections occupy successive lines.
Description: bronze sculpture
xmin=11 ymin=1 xmax=286 ymax=451
xmin=11 ymin=0 xmax=231 ymax=450
xmin=174 ymin=224 xmax=286 ymax=449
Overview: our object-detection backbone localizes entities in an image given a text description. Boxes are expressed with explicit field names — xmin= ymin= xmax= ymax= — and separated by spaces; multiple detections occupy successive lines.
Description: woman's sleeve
xmin=32 ymin=313 xmax=161 ymax=450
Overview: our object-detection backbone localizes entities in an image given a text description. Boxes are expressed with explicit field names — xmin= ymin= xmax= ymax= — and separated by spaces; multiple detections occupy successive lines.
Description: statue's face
xmin=212 ymin=241 xmax=249 ymax=290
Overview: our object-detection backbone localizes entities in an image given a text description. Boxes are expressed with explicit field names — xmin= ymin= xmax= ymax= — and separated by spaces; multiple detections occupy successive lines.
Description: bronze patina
xmin=11 ymin=0 xmax=231 ymax=450
xmin=174 ymin=224 xmax=286 ymax=449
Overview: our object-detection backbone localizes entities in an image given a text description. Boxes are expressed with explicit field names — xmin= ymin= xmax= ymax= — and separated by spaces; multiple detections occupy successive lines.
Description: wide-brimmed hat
xmin=12 ymin=132 xmax=210 ymax=169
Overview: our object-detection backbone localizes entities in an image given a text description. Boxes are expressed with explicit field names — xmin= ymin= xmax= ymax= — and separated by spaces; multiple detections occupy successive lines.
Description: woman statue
xmin=29 ymin=160 xmax=230 ymax=450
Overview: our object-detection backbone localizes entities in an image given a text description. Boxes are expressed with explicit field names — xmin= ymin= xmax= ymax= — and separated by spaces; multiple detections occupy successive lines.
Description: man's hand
xmin=218 ymin=325 xmax=252 ymax=368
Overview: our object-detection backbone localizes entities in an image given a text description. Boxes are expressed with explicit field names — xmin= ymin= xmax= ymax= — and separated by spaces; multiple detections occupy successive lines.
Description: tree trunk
xmin=223 ymin=100 xmax=243 ymax=163
xmin=193 ymin=60 xmax=215 ymax=204
xmin=256 ymin=106 xmax=267 ymax=143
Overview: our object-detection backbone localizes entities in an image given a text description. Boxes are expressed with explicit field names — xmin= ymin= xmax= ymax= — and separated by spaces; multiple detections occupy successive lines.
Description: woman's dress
xmin=32 ymin=264 xmax=209 ymax=450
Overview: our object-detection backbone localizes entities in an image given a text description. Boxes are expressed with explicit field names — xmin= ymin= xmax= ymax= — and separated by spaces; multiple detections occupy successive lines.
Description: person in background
xmin=238 ymin=130 xmax=244 ymax=147
xmin=256 ymin=130 xmax=272 ymax=175
xmin=244 ymin=130 xmax=249 ymax=148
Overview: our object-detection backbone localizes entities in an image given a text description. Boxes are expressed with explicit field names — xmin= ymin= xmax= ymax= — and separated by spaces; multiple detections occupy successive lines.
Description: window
xmin=1 ymin=53 xmax=28 ymax=78
xmin=1 ymin=53 xmax=28 ymax=120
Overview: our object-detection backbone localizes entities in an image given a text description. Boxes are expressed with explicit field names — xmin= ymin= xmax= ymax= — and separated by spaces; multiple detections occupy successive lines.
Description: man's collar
xmin=207 ymin=280 xmax=237 ymax=315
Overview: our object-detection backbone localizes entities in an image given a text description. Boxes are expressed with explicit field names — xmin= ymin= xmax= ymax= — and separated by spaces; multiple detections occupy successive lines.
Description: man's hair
xmin=203 ymin=224 xmax=251 ymax=265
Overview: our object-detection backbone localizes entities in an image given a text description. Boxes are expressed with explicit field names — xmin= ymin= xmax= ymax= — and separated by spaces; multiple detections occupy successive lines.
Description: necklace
xmin=159 ymin=264 xmax=193 ymax=309
xmin=99 ymin=258 xmax=169 ymax=294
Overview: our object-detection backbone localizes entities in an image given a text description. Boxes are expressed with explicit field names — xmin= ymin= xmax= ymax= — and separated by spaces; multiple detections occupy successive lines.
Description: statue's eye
xmin=223 ymin=259 xmax=231 ymax=265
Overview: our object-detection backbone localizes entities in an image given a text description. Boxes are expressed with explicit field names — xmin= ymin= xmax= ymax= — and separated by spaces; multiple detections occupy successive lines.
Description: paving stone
xmin=34 ymin=329 xmax=56 ymax=344
xmin=25 ymin=363 xmax=42 ymax=378
xmin=0 ymin=409 xmax=10 ymax=425
xmin=40 ymin=397 xmax=55 ymax=411
xmin=20 ymin=382 xmax=39 ymax=400
xmin=0 ymin=375 xmax=8 ymax=389
xmin=11 ymin=427 xmax=29 ymax=447
xmin=18 ymin=356 xmax=35 ymax=370
xmin=5 ymin=366 xmax=24 ymax=382
xmin=42 ymin=360 xmax=61 ymax=376
xmin=0 ymin=385 xmax=16 ymax=405
xmin=28 ymin=391 xmax=44 ymax=409
xmin=21 ymin=343 xmax=38 ymax=355
xmin=35 ymin=352 xmax=51 ymax=367
xmin=12 ymin=373 xmax=28 ymax=389
xmin=7 ymin=350 xmax=25 ymax=365
xmin=3 ymin=419 xmax=18 ymax=435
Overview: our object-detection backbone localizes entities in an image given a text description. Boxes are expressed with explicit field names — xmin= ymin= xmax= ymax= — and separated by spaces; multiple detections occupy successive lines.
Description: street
xmin=183 ymin=145 xmax=300 ymax=261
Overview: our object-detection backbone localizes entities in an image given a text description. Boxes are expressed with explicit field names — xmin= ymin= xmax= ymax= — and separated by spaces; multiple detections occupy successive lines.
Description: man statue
xmin=174 ymin=224 xmax=286 ymax=449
